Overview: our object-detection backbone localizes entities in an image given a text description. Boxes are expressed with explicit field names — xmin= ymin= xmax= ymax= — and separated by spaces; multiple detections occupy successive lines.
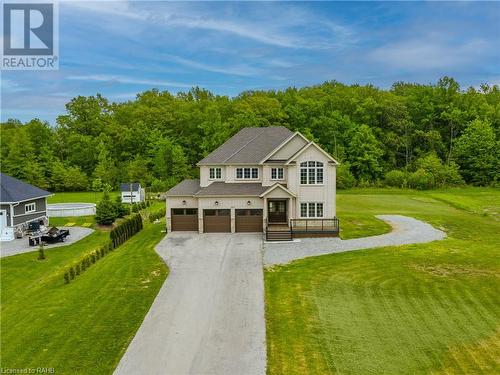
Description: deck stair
xmin=266 ymin=223 xmax=292 ymax=241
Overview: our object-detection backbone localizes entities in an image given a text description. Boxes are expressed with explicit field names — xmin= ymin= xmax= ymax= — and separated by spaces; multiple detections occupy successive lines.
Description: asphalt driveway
xmin=114 ymin=232 xmax=266 ymax=375
xmin=0 ymin=227 xmax=94 ymax=258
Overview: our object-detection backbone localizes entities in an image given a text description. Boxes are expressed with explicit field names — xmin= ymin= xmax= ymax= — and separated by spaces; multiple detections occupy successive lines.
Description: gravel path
xmin=264 ymin=215 xmax=446 ymax=266
xmin=114 ymin=233 xmax=266 ymax=375
xmin=0 ymin=227 xmax=94 ymax=258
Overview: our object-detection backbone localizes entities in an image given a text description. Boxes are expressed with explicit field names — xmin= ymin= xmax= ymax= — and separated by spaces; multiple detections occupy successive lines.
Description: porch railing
xmin=290 ymin=217 xmax=339 ymax=233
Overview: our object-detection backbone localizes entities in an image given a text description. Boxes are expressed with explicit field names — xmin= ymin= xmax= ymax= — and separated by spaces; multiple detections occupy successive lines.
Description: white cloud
xmin=63 ymin=1 xmax=354 ymax=50
xmin=368 ymin=38 xmax=490 ymax=70
xmin=66 ymin=74 xmax=193 ymax=88
xmin=163 ymin=55 xmax=262 ymax=77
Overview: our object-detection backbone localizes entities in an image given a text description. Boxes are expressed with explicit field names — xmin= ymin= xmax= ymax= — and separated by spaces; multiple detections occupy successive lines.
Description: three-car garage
xmin=170 ymin=208 xmax=264 ymax=233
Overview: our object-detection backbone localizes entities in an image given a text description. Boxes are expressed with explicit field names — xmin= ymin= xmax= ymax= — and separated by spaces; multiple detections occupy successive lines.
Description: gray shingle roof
xmin=195 ymin=182 xmax=268 ymax=197
xmin=120 ymin=183 xmax=141 ymax=192
xmin=198 ymin=126 xmax=294 ymax=165
xmin=166 ymin=179 xmax=201 ymax=196
xmin=0 ymin=173 xmax=52 ymax=203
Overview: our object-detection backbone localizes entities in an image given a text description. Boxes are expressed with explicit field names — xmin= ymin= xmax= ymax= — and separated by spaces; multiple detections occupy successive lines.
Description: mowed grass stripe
xmin=265 ymin=188 xmax=500 ymax=375
xmin=0 ymin=221 xmax=168 ymax=374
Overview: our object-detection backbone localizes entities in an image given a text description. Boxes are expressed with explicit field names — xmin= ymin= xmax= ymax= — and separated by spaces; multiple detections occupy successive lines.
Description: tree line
xmin=1 ymin=77 xmax=499 ymax=190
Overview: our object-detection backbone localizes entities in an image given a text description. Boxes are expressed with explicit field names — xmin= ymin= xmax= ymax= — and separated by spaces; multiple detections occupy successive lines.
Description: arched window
xmin=300 ymin=161 xmax=324 ymax=184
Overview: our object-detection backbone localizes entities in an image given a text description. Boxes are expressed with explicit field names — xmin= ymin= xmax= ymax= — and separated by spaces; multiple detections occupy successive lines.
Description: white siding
xmin=200 ymin=166 xmax=227 ymax=187
xmin=268 ymin=134 xmax=308 ymax=160
xmin=288 ymin=145 xmax=336 ymax=218
xmin=262 ymin=164 xmax=286 ymax=186
xmin=224 ymin=166 xmax=262 ymax=183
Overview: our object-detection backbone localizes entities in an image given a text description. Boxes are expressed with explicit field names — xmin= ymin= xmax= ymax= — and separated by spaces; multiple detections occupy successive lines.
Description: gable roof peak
xmin=198 ymin=126 xmax=293 ymax=165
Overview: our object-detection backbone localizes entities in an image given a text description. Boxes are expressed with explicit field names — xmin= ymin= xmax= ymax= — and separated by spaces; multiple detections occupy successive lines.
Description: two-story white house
xmin=166 ymin=126 xmax=339 ymax=240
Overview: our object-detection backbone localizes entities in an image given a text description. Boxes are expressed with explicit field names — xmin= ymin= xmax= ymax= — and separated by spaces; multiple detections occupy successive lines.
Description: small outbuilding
xmin=120 ymin=183 xmax=145 ymax=204
xmin=0 ymin=173 xmax=52 ymax=241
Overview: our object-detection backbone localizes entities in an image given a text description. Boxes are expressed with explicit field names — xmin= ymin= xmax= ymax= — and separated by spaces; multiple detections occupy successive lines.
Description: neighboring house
xmin=166 ymin=126 xmax=339 ymax=240
xmin=120 ymin=183 xmax=145 ymax=204
xmin=0 ymin=173 xmax=52 ymax=241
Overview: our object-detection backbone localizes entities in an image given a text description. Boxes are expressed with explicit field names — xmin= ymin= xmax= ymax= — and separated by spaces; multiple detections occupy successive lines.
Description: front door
xmin=268 ymin=200 xmax=287 ymax=223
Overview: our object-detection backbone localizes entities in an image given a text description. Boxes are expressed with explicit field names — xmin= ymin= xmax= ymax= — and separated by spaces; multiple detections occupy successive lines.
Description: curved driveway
xmin=264 ymin=215 xmax=446 ymax=265
xmin=114 ymin=233 xmax=266 ymax=375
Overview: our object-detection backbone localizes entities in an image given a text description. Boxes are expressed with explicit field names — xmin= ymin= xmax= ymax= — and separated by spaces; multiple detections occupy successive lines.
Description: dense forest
xmin=1 ymin=77 xmax=499 ymax=191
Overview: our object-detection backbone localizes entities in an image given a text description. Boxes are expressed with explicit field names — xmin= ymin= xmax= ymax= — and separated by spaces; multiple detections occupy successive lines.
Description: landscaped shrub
xmin=336 ymin=162 xmax=356 ymax=189
xmin=96 ymin=191 xmax=117 ymax=225
xmin=110 ymin=213 xmax=143 ymax=248
xmin=131 ymin=204 xmax=139 ymax=213
xmin=149 ymin=207 xmax=166 ymax=223
xmin=114 ymin=196 xmax=129 ymax=218
xmin=63 ymin=216 xmax=143 ymax=285
xmin=385 ymin=170 xmax=407 ymax=188
xmin=37 ymin=243 xmax=46 ymax=260
xmin=413 ymin=153 xmax=465 ymax=188
xmin=408 ymin=169 xmax=434 ymax=190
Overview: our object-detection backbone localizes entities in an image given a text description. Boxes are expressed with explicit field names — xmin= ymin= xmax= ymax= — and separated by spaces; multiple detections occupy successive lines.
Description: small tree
xmin=91 ymin=178 xmax=103 ymax=201
xmin=69 ymin=267 xmax=75 ymax=280
xmin=64 ymin=271 xmax=70 ymax=284
xmin=95 ymin=191 xmax=117 ymax=225
xmin=37 ymin=242 xmax=46 ymax=260
xmin=114 ymin=196 xmax=129 ymax=218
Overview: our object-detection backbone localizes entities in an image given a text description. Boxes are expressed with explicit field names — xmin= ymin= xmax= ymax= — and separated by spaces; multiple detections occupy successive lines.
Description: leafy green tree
xmin=454 ymin=120 xmax=499 ymax=185
xmin=347 ymin=125 xmax=384 ymax=180
xmin=93 ymin=141 xmax=118 ymax=188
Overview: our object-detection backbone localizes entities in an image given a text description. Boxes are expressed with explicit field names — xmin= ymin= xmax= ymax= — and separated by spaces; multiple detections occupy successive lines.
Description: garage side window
xmin=25 ymin=202 xmax=36 ymax=213
xmin=209 ymin=167 xmax=222 ymax=180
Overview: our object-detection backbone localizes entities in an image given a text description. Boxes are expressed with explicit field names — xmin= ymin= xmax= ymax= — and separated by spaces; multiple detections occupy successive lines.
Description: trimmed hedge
xmin=110 ymin=214 xmax=143 ymax=248
xmin=63 ymin=213 xmax=143 ymax=284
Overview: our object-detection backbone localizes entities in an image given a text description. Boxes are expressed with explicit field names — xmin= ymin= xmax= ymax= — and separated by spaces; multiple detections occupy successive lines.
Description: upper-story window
xmin=300 ymin=161 xmax=324 ymax=184
xmin=300 ymin=202 xmax=324 ymax=218
xmin=271 ymin=167 xmax=284 ymax=180
xmin=209 ymin=167 xmax=222 ymax=180
xmin=25 ymin=202 xmax=36 ymax=213
xmin=236 ymin=167 xmax=258 ymax=180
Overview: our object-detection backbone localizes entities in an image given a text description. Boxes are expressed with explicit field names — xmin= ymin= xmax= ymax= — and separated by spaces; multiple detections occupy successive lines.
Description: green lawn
xmin=47 ymin=191 xmax=120 ymax=204
xmin=0 ymin=220 xmax=168 ymax=374
xmin=266 ymin=188 xmax=500 ymax=374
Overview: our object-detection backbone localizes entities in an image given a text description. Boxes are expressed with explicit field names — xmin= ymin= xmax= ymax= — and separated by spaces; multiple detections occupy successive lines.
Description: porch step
xmin=266 ymin=230 xmax=292 ymax=241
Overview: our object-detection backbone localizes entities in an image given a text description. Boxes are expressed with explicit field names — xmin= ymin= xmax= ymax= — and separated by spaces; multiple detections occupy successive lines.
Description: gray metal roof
xmin=198 ymin=126 xmax=294 ymax=165
xmin=120 ymin=183 xmax=141 ymax=192
xmin=166 ymin=179 xmax=201 ymax=196
xmin=195 ymin=182 xmax=268 ymax=197
xmin=0 ymin=173 xmax=52 ymax=203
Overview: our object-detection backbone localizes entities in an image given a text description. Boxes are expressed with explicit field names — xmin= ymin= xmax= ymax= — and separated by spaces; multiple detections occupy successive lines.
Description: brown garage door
xmin=171 ymin=208 xmax=198 ymax=231
xmin=235 ymin=209 xmax=263 ymax=232
xmin=203 ymin=209 xmax=231 ymax=233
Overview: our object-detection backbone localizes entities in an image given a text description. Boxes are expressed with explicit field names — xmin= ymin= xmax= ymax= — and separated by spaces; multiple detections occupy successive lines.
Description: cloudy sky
xmin=1 ymin=1 xmax=499 ymax=124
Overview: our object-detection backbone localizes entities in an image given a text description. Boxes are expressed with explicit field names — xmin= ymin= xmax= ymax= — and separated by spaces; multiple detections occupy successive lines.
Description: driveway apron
xmin=114 ymin=233 xmax=266 ymax=375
